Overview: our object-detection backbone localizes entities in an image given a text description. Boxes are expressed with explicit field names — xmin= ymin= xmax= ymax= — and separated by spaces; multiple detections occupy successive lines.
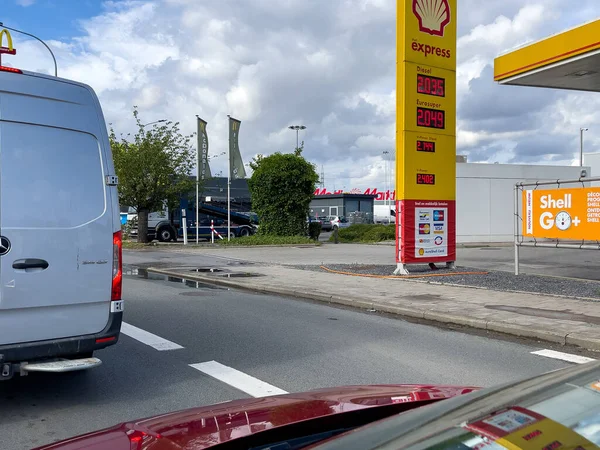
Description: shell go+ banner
xmin=396 ymin=0 xmax=457 ymax=267
xmin=523 ymin=187 xmax=600 ymax=240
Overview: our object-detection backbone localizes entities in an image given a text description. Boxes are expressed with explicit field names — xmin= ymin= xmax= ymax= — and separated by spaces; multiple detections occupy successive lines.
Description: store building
xmin=309 ymin=193 xmax=376 ymax=223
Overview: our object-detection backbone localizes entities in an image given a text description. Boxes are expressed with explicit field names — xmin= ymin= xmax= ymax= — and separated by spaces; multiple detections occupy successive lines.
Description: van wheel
xmin=239 ymin=227 xmax=251 ymax=237
xmin=157 ymin=226 xmax=175 ymax=242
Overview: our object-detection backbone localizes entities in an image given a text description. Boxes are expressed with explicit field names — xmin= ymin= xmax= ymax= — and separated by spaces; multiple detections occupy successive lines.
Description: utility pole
xmin=227 ymin=115 xmax=232 ymax=242
xmin=580 ymin=127 xmax=589 ymax=166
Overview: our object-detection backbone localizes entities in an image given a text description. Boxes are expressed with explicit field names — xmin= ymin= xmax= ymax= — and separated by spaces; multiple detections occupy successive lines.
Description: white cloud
xmin=16 ymin=0 xmax=36 ymax=6
xmin=6 ymin=0 xmax=600 ymax=190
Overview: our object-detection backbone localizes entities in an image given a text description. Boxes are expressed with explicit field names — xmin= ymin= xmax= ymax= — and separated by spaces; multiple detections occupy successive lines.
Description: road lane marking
xmin=190 ymin=360 xmax=288 ymax=397
xmin=120 ymin=322 xmax=184 ymax=351
xmin=531 ymin=349 xmax=595 ymax=364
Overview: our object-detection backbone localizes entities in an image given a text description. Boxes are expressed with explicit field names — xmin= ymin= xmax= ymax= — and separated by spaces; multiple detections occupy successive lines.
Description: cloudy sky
xmin=3 ymin=0 xmax=600 ymax=190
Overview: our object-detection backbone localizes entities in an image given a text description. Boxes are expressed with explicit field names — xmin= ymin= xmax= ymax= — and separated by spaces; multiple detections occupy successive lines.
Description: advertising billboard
xmin=523 ymin=187 xmax=600 ymax=240
xmin=396 ymin=0 xmax=457 ymax=269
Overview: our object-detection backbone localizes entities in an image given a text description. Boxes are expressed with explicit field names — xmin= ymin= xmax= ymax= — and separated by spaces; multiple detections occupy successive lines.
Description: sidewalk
xmin=147 ymin=260 xmax=600 ymax=352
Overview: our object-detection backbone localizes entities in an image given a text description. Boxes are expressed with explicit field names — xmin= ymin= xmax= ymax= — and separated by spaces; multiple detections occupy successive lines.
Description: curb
xmin=146 ymin=267 xmax=599 ymax=351
xmin=126 ymin=243 xmax=322 ymax=250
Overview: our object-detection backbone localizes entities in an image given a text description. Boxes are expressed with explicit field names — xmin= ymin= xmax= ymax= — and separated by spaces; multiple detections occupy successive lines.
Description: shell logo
xmin=412 ymin=0 xmax=451 ymax=37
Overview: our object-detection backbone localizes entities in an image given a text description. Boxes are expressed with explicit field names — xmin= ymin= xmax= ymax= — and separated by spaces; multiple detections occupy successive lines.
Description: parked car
xmin=331 ymin=215 xmax=351 ymax=231
xmin=0 ymin=67 xmax=123 ymax=379
xmin=318 ymin=215 xmax=335 ymax=231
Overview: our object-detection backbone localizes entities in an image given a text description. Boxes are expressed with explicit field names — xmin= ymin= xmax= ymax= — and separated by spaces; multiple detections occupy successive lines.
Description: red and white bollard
xmin=211 ymin=220 xmax=223 ymax=242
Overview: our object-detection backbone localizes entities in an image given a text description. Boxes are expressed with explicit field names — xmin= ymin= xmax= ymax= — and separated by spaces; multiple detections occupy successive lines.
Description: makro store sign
xmin=314 ymin=188 xmax=396 ymax=201
xmin=523 ymin=187 xmax=600 ymax=240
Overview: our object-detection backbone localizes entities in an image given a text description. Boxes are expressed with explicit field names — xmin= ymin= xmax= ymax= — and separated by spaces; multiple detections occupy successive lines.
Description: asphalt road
xmin=0 ymin=261 xmax=579 ymax=449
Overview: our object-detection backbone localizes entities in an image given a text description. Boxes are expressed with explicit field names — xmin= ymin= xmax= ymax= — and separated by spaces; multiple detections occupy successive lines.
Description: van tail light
xmin=112 ymin=231 xmax=122 ymax=301
xmin=0 ymin=66 xmax=22 ymax=74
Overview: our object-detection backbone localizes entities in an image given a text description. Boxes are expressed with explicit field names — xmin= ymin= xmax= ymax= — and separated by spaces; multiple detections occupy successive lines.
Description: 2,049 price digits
xmin=417 ymin=107 xmax=445 ymax=129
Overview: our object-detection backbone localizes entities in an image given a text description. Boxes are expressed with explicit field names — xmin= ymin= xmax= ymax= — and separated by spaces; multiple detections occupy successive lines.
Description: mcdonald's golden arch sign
xmin=0 ymin=29 xmax=17 ymax=55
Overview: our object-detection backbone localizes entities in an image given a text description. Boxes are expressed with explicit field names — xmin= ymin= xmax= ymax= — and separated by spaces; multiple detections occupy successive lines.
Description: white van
xmin=0 ymin=66 xmax=123 ymax=379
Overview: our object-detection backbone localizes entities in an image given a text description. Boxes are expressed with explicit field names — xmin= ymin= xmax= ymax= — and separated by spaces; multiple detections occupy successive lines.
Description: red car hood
xmin=36 ymin=384 xmax=477 ymax=450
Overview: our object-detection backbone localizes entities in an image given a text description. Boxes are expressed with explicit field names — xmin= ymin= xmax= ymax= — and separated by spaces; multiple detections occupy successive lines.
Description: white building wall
xmin=456 ymin=163 xmax=589 ymax=243
xmin=584 ymin=152 xmax=600 ymax=186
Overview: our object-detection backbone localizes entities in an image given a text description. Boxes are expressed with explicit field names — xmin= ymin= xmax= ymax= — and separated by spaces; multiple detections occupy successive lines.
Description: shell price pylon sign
xmin=395 ymin=0 xmax=457 ymax=270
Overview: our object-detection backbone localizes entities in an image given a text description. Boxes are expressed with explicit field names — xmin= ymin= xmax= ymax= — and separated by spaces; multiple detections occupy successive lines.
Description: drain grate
xmin=220 ymin=273 xmax=265 ymax=278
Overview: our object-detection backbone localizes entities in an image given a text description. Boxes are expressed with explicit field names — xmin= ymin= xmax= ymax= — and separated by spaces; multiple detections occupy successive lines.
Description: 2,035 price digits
xmin=417 ymin=74 xmax=445 ymax=97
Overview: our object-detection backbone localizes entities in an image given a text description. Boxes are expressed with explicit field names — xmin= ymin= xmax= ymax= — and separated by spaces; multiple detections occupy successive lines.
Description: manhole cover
xmin=190 ymin=268 xmax=223 ymax=273
xmin=179 ymin=292 xmax=213 ymax=297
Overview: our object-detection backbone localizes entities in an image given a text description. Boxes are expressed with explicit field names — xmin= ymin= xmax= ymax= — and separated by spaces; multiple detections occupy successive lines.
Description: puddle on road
xmin=123 ymin=265 xmax=224 ymax=290
xmin=486 ymin=304 xmax=600 ymax=325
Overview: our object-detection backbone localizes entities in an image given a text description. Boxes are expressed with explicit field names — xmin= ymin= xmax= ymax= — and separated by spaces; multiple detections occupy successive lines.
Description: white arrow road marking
xmin=190 ymin=360 xmax=288 ymax=397
xmin=120 ymin=322 xmax=184 ymax=351
xmin=531 ymin=349 xmax=595 ymax=364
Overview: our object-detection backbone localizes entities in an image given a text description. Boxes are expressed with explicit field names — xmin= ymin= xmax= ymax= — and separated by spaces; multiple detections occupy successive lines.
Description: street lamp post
xmin=142 ymin=119 xmax=167 ymax=127
xmin=288 ymin=125 xmax=306 ymax=150
xmin=580 ymin=127 xmax=589 ymax=167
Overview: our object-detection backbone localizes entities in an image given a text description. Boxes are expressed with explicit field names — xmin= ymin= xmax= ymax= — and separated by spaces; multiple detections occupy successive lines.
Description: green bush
xmin=330 ymin=224 xmax=395 ymax=243
xmin=218 ymin=235 xmax=320 ymax=246
xmin=308 ymin=222 xmax=321 ymax=240
xmin=248 ymin=149 xmax=319 ymax=236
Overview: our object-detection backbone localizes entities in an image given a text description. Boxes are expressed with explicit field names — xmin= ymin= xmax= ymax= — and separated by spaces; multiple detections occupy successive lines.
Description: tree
xmin=248 ymin=144 xmax=319 ymax=236
xmin=110 ymin=107 xmax=196 ymax=242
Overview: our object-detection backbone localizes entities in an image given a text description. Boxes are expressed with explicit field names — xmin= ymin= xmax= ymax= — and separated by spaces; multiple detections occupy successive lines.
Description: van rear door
xmin=0 ymin=73 xmax=113 ymax=345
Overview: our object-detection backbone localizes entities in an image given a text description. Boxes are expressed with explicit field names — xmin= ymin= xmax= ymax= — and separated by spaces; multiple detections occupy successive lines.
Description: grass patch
xmin=123 ymin=241 xmax=157 ymax=249
xmin=329 ymin=224 xmax=395 ymax=243
xmin=218 ymin=235 xmax=320 ymax=246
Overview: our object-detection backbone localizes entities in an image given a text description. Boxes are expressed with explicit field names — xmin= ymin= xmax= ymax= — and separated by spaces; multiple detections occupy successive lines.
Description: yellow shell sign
xmin=398 ymin=0 xmax=456 ymax=71
xmin=396 ymin=0 xmax=457 ymax=266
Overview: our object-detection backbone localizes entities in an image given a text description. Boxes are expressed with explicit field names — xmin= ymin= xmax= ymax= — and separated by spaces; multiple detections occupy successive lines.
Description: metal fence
xmin=347 ymin=211 xmax=374 ymax=224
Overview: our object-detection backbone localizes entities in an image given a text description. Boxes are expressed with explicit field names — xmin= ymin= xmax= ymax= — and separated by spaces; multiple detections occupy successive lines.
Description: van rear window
xmin=1 ymin=123 xmax=106 ymax=229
